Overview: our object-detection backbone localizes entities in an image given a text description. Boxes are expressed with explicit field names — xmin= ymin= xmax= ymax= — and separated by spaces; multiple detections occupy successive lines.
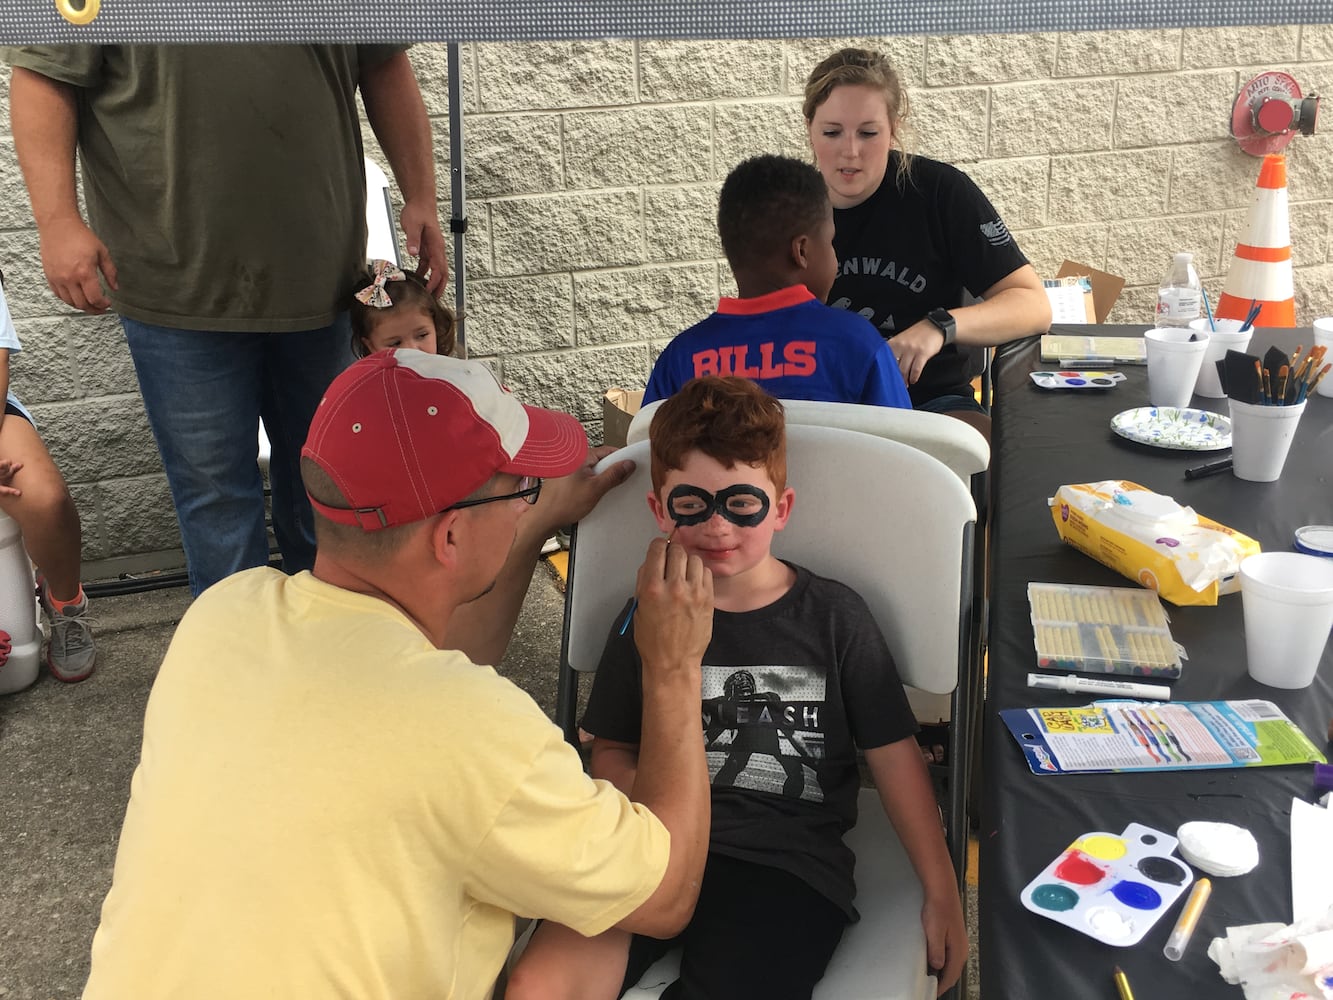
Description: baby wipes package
xmin=1049 ymin=481 xmax=1261 ymax=607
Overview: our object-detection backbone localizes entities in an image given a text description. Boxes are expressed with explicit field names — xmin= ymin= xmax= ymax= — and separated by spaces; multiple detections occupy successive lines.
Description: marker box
xmin=1028 ymin=582 xmax=1184 ymax=679
xmin=1021 ymin=822 xmax=1194 ymax=946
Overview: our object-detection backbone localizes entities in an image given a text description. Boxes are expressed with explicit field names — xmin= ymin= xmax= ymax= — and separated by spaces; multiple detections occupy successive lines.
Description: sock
xmin=46 ymin=583 xmax=86 ymax=614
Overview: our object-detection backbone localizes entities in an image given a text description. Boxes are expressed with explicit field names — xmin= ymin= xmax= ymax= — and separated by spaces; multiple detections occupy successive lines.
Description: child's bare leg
xmin=0 ymin=416 xmax=82 ymax=599
xmin=505 ymin=922 xmax=630 ymax=1000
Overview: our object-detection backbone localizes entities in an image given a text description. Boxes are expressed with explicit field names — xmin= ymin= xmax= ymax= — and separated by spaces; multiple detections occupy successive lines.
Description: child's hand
xmin=0 ymin=458 xmax=24 ymax=497
xmin=921 ymin=887 xmax=968 ymax=995
xmin=632 ymin=536 xmax=712 ymax=676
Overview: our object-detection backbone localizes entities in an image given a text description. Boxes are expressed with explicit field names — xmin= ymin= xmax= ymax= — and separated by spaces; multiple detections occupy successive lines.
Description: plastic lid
xmin=1174 ymin=252 xmax=1193 ymax=262
xmin=1294 ymin=525 xmax=1333 ymax=558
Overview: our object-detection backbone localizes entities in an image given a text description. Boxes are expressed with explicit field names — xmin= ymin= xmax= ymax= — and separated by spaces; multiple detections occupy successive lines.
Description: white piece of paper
xmin=1293 ymin=797 xmax=1333 ymax=923
xmin=1045 ymin=283 xmax=1092 ymax=324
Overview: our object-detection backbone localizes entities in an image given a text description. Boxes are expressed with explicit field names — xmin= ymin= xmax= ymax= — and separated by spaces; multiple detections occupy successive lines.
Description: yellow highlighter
xmin=1163 ymin=877 xmax=1213 ymax=961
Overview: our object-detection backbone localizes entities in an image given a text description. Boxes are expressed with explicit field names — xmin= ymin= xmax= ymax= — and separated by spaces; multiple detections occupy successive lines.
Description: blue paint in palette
xmin=1111 ymin=880 xmax=1161 ymax=910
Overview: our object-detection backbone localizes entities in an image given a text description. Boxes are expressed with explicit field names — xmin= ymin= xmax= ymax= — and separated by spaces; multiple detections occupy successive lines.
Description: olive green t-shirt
xmin=4 ymin=45 xmax=402 ymax=332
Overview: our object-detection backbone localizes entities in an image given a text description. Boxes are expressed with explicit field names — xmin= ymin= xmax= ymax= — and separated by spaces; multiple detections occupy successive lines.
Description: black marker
xmin=1184 ymin=458 xmax=1232 ymax=480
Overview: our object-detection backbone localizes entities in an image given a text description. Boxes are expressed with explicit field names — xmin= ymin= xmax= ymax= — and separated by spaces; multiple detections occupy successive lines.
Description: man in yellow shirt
xmin=82 ymin=350 xmax=714 ymax=999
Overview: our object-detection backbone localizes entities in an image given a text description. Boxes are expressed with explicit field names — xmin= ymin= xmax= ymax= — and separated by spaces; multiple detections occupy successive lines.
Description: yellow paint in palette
xmin=1079 ymin=835 xmax=1129 ymax=861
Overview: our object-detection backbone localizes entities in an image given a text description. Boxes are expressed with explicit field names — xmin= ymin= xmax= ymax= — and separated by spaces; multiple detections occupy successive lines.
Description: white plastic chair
xmin=626 ymin=397 xmax=987 ymax=485
xmin=364 ymin=156 xmax=400 ymax=265
xmin=629 ymin=397 xmax=988 ymax=727
xmin=555 ymin=426 xmax=976 ymax=1000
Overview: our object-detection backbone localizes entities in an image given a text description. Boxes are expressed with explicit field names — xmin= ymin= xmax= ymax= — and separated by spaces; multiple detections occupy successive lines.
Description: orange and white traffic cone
xmin=1216 ymin=153 xmax=1296 ymax=327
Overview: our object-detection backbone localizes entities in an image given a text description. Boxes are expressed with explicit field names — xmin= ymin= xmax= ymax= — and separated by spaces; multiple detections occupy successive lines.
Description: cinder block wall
xmin=2 ymin=30 xmax=1332 ymax=572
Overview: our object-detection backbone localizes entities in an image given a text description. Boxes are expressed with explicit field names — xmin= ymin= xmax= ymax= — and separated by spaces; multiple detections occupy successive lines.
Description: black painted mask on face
xmin=665 ymin=484 xmax=771 ymax=527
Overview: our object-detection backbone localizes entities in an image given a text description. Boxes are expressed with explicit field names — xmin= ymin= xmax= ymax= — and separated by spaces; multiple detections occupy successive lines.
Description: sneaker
xmin=39 ymin=581 xmax=97 ymax=683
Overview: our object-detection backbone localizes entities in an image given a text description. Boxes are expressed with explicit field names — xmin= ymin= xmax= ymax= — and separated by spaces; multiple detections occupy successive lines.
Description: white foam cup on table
xmin=1145 ymin=327 xmax=1209 ymax=408
xmin=1189 ymin=318 xmax=1252 ymax=398
xmin=1314 ymin=317 xmax=1333 ymax=398
xmin=1239 ymin=552 xmax=1333 ymax=689
xmin=1228 ymin=398 xmax=1305 ymax=482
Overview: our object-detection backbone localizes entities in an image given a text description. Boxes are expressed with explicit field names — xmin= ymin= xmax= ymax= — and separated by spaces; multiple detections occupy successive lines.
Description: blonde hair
xmin=803 ymin=47 xmax=914 ymax=188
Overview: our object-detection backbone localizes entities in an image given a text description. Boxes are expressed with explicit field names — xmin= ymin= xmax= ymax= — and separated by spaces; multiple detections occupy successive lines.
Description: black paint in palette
xmin=1020 ymin=823 xmax=1195 ymax=946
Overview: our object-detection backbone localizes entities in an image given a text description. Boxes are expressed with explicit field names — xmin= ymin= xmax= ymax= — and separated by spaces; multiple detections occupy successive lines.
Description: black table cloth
xmin=979 ymin=325 xmax=1333 ymax=999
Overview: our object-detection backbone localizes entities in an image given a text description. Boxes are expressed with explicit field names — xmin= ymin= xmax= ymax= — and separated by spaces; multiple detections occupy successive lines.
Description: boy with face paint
xmin=508 ymin=376 xmax=967 ymax=1000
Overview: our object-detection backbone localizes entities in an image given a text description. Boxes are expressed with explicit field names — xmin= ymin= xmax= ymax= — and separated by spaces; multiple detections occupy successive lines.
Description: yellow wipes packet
xmin=1049 ymin=480 xmax=1260 ymax=607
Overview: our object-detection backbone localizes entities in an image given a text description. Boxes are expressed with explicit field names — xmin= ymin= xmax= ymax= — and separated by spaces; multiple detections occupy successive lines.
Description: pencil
xmin=1114 ymin=965 xmax=1136 ymax=1000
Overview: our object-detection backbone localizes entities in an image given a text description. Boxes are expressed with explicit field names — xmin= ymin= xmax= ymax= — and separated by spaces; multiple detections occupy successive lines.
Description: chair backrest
xmin=364 ymin=156 xmax=400 ymax=265
xmin=563 ymin=425 xmax=976 ymax=696
xmin=626 ymin=398 xmax=988 ymax=484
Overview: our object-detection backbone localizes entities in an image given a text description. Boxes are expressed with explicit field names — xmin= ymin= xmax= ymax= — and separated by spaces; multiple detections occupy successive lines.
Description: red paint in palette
xmin=1054 ymin=851 xmax=1105 ymax=885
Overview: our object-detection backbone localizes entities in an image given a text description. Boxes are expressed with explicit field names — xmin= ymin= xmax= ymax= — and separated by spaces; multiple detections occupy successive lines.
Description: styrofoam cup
xmin=1239 ymin=552 xmax=1333 ymax=688
xmin=1145 ymin=327 xmax=1209 ymax=408
xmin=1189 ymin=318 xmax=1252 ymax=398
xmin=1314 ymin=318 xmax=1333 ymax=398
xmin=1229 ymin=398 xmax=1305 ymax=482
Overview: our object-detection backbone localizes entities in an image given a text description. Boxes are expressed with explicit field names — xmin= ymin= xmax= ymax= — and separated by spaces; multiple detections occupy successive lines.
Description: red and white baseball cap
xmin=302 ymin=350 xmax=587 ymax=530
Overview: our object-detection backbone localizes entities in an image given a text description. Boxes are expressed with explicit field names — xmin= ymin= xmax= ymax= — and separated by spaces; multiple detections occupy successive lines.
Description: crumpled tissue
xmin=1208 ymin=905 xmax=1333 ymax=999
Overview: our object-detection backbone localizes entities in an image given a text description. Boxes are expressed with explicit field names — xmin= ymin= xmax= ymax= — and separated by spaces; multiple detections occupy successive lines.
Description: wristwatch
xmin=926 ymin=307 xmax=957 ymax=347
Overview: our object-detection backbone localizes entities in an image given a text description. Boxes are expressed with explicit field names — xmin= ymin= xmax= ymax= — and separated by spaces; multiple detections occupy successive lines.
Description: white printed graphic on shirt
xmin=700 ymin=663 xmax=826 ymax=803
xmin=980 ymin=219 xmax=1013 ymax=246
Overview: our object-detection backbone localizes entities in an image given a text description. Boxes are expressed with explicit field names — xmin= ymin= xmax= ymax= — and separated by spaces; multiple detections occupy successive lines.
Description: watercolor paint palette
xmin=1021 ymin=823 xmax=1194 ymax=946
xmin=1030 ymin=370 xmax=1127 ymax=391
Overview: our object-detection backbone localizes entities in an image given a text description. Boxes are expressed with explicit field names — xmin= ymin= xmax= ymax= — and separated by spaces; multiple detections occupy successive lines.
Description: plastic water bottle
xmin=1155 ymin=252 xmax=1202 ymax=327
xmin=0 ymin=509 xmax=40 ymax=695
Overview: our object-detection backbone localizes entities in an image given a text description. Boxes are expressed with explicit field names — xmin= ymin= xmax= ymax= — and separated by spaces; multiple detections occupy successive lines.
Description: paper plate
xmin=1110 ymin=407 xmax=1233 ymax=451
xmin=1030 ymin=371 xmax=1126 ymax=391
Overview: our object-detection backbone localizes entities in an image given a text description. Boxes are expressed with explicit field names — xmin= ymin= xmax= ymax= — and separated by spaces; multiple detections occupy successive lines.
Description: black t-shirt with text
xmin=828 ymin=151 xmax=1030 ymax=406
xmin=581 ymin=563 xmax=918 ymax=917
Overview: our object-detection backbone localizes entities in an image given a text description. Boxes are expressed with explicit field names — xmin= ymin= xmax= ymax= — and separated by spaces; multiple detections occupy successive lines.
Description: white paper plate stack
xmin=1177 ymin=821 xmax=1260 ymax=877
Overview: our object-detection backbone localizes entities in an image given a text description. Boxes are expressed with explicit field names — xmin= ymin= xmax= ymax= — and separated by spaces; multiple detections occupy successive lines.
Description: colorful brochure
xmin=1003 ymin=699 xmax=1327 ymax=775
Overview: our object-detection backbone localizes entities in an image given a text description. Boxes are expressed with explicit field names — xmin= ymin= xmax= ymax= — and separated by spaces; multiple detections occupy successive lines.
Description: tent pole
xmin=447 ymin=41 xmax=468 ymax=357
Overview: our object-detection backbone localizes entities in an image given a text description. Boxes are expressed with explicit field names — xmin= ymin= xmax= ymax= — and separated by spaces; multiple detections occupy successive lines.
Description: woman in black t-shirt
xmin=803 ymin=48 xmax=1051 ymax=426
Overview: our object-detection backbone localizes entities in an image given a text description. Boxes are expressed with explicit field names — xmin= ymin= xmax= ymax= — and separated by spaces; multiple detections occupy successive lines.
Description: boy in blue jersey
xmin=641 ymin=155 xmax=910 ymax=409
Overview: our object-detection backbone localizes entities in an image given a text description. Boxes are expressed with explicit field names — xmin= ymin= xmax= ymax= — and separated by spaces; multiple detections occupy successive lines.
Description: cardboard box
xmin=602 ymin=388 xmax=643 ymax=449
xmin=1055 ymin=260 xmax=1125 ymax=324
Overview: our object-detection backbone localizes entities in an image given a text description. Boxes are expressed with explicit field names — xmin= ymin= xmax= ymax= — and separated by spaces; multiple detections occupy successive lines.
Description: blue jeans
xmin=122 ymin=317 xmax=353 ymax=596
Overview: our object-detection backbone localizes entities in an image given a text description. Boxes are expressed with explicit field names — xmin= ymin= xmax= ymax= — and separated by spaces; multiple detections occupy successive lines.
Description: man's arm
xmin=614 ymin=536 xmax=712 ymax=937
xmin=446 ymin=446 xmax=634 ymax=667
xmin=358 ymin=51 xmax=449 ymax=294
xmin=863 ymin=739 xmax=967 ymax=995
xmin=9 ymin=67 xmax=117 ymax=313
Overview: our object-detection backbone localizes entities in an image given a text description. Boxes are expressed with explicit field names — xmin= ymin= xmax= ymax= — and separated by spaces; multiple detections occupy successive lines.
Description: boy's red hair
xmin=649 ymin=377 xmax=787 ymax=493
